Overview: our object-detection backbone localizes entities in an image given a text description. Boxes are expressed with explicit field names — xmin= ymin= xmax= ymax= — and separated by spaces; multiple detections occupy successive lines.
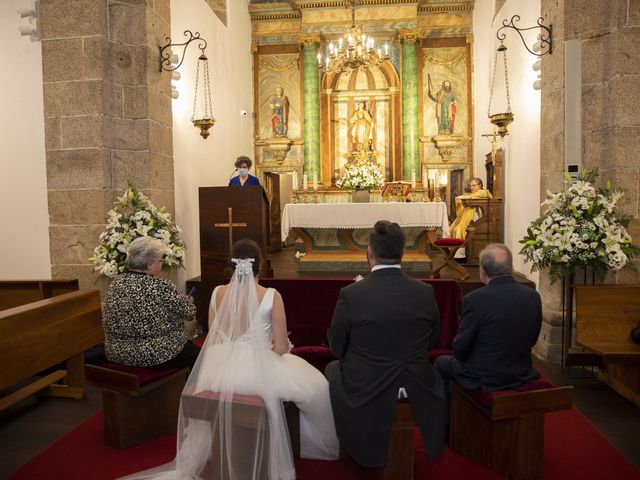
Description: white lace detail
xmin=231 ymin=257 xmax=254 ymax=278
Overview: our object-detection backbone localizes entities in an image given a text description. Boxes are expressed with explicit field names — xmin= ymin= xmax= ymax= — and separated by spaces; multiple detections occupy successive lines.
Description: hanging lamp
xmin=192 ymin=51 xmax=215 ymax=139
xmin=488 ymin=41 xmax=514 ymax=138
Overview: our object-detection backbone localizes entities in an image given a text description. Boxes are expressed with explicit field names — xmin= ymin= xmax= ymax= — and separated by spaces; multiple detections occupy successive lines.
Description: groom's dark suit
xmin=326 ymin=268 xmax=445 ymax=468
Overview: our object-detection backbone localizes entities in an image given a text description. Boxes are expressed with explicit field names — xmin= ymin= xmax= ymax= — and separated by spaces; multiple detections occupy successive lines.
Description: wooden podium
xmin=197 ymin=186 xmax=272 ymax=329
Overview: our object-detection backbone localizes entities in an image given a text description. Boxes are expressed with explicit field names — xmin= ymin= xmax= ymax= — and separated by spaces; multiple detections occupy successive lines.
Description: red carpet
xmin=6 ymin=408 xmax=640 ymax=480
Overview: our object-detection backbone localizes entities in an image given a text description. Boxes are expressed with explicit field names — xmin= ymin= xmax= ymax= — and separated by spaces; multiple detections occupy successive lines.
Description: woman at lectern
xmin=229 ymin=155 xmax=261 ymax=186
xmin=102 ymin=236 xmax=200 ymax=369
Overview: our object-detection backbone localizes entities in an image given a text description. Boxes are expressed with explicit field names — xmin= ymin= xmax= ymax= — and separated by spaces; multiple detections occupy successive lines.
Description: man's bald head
xmin=479 ymin=244 xmax=513 ymax=280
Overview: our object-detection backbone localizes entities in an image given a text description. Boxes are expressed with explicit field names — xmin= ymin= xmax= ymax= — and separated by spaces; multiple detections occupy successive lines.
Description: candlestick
xmin=411 ymin=169 xmax=416 ymax=190
xmin=303 ymin=174 xmax=307 ymax=191
xmin=292 ymin=172 xmax=298 ymax=191
xmin=313 ymin=173 xmax=318 ymax=191
xmin=428 ymin=179 xmax=435 ymax=201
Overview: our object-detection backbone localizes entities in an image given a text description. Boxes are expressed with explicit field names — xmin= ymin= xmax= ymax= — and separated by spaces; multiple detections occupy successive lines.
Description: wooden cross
xmin=214 ymin=207 xmax=247 ymax=253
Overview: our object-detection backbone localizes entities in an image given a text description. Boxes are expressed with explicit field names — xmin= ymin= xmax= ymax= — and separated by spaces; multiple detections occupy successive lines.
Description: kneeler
xmin=182 ymin=391 xmax=300 ymax=479
xmin=427 ymin=227 xmax=475 ymax=281
xmin=449 ymin=378 xmax=574 ymax=480
xmin=341 ymin=399 xmax=415 ymax=480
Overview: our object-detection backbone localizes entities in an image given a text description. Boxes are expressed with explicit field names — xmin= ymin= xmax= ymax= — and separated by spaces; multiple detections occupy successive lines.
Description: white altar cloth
xmin=281 ymin=202 xmax=449 ymax=239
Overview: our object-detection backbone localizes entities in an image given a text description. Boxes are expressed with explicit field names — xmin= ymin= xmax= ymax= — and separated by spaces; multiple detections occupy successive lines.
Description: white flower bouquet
xmin=336 ymin=160 xmax=385 ymax=190
xmin=90 ymin=183 xmax=186 ymax=278
xmin=520 ymin=169 xmax=638 ymax=282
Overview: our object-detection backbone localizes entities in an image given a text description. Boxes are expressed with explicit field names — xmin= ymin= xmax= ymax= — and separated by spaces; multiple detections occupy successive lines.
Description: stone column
xmin=40 ymin=0 xmax=174 ymax=289
xmin=536 ymin=0 xmax=640 ymax=363
xmin=300 ymin=36 xmax=322 ymax=180
xmin=399 ymin=30 xmax=420 ymax=181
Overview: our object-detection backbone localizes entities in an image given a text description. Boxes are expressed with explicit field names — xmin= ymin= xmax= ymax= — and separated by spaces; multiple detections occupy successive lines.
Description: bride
xmin=122 ymin=239 xmax=338 ymax=480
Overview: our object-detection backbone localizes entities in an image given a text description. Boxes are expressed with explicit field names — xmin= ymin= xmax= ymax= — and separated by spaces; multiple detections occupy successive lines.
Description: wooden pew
xmin=181 ymin=390 xmax=300 ymax=476
xmin=0 ymin=289 xmax=103 ymax=411
xmin=0 ymin=279 xmax=79 ymax=311
xmin=85 ymin=364 xmax=189 ymax=449
xmin=449 ymin=381 xmax=574 ymax=480
xmin=340 ymin=400 xmax=415 ymax=480
xmin=574 ymin=285 xmax=640 ymax=408
xmin=461 ymin=198 xmax=503 ymax=265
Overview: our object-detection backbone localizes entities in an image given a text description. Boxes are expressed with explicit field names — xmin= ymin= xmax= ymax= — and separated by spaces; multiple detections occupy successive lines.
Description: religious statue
xmin=427 ymin=74 xmax=456 ymax=135
xmin=269 ymin=86 xmax=290 ymax=137
xmin=348 ymin=101 xmax=374 ymax=153
xmin=449 ymin=177 xmax=493 ymax=239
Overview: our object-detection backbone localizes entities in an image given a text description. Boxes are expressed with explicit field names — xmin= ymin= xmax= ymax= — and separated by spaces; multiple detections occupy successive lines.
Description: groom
xmin=325 ymin=220 xmax=445 ymax=468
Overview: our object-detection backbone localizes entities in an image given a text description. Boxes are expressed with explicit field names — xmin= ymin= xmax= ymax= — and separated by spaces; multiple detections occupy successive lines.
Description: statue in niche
xmin=427 ymin=74 xmax=457 ymax=135
xmin=269 ymin=86 xmax=290 ymax=137
xmin=348 ymin=101 xmax=374 ymax=153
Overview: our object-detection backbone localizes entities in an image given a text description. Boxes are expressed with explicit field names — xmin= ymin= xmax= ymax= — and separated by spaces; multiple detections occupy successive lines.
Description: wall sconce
xmin=496 ymin=15 xmax=553 ymax=57
xmin=532 ymin=35 xmax=542 ymax=90
xmin=17 ymin=1 xmax=39 ymax=42
xmin=159 ymin=31 xmax=215 ymax=138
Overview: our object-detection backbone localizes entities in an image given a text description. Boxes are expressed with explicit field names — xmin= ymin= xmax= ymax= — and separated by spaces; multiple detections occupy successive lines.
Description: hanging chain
xmin=203 ymin=58 xmax=213 ymax=118
xmin=488 ymin=46 xmax=498 ymax=116
xmin=487 ymin=42 xmax=512 ymax=116
xmin=503 ymin=46 xmax=512 ymax=113
xmin=191 ymin=56 xmax=201 ymax=121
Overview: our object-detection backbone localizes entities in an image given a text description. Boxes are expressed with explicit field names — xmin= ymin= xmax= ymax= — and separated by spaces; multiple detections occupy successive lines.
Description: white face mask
xmin=238 ymin=167 xmax=249 ymax=177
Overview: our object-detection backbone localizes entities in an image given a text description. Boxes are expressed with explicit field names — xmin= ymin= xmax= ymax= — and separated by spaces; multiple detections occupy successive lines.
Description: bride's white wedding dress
xmin=121 ymin=263 xmax=338 ymax=480
xmin=200 ymin=286 xmax=339 ymax=460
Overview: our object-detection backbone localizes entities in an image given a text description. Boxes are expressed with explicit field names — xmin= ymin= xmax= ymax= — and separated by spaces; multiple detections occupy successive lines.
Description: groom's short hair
xmin=369 ymin=220 xmax=405 ymax=264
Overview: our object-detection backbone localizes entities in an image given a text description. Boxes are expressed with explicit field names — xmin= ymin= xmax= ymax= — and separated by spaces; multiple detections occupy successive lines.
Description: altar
xmin=282 ymin=202 xmax=449 ymax=271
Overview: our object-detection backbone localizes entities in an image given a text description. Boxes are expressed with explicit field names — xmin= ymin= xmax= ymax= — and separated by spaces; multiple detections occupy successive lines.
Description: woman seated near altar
xmin=449 ymin=177 xmax=493 ymax=239
xmin=229 ymin=155 xmax=261 ymax=187
xmin=121 ymin=239 xmax=338 ymax=480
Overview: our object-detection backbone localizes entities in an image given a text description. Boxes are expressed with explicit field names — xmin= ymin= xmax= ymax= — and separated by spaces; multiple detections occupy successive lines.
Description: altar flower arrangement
xmin=519 ymin=168 xmax=638 ymax=283
xmin=336 ymin=159 xmax=385 ymax=190
xmin=90 ymin=183 xmax=186 ymax=278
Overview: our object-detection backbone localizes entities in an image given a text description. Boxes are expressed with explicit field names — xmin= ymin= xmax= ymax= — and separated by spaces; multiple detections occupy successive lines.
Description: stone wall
xmin=536 ymin=0 xmax=640 ymax=363
xmin=40 ymin=0 xmax=174 ymax=290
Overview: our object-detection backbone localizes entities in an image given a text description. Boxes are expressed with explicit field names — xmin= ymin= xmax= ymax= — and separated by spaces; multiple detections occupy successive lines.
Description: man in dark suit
xmin=435 ymin=243 xmax=542 ymax=394
xmin=325 ymin=220 xmax=445 ymax=468
xmin=228 ymin=156 xmax=261 ymax=187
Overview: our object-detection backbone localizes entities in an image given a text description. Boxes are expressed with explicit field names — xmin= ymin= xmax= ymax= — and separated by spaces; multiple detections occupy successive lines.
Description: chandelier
xmin=317 ymin=0 xmax=389 ymax=74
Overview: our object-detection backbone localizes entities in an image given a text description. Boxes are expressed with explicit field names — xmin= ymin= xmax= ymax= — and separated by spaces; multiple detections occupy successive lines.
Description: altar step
xmin=297 ymin=251 xmax=432 ymax=272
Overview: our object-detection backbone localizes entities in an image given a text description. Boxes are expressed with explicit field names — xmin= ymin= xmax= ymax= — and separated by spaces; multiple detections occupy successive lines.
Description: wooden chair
xmin=340 ymin=400 xmax=415 ymax=480
xmin=85 ymin=364 xmax=188 ymax=449
xmin=427 ymin=226 xmax=475 ymax=281
xmin=449 ymin=380 xmax=573 ymax=480
xmin=181 ymin=390 xmax=300 ymax=478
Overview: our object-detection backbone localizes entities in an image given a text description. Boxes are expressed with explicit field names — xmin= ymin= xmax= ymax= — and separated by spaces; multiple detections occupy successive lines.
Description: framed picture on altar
xmin=381 ymin=181 xmax=412 ymax=202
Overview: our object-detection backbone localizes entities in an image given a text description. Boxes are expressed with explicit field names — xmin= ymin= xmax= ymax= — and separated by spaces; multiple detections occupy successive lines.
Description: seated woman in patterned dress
xmin=102 ymin=236 xmax=200 ymax=369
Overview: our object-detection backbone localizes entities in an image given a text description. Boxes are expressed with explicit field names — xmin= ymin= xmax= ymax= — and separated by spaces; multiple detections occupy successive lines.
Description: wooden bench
xmin=85 ymin=364 xmax=189 ymax=449
xmin=0 ymin=289 xmax=103 ymax=411
xmin=181 ymin=390 xmax=300 ymax=477
xmin=449 ymin=380 xmax=573 ymax=480
xmin=573 ymin=285 xmax=640 ymax=408
xmin=340 ymin=400 xmax=415 ymax=480
xmin=0 ymin=279 xmax=79 ymax=311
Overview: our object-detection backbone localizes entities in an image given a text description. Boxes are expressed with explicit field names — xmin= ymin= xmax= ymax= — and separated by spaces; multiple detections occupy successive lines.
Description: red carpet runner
xmin=6 ymin=408 xmax=640 ymax=480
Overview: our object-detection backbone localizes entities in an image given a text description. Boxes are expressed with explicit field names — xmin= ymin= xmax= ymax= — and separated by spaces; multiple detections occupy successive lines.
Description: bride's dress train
xmin=121 ymin=280 xmax=338 ymax=480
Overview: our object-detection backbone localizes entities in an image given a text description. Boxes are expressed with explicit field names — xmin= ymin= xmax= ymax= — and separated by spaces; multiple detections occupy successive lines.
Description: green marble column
xmin=401 ymin=40 xmax=419 ymax=180
xmin=302 ymin=44 xmax=321 ymax=179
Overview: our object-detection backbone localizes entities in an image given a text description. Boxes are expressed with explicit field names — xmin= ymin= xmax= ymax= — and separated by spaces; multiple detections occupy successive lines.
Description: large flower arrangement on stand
xmin=520 ymin=168 xmax=638 ymax=282
xmin=336 ymin=159 xmax=385 ymax=190
xmin=90 ymin=183 xmax=186 ymax=278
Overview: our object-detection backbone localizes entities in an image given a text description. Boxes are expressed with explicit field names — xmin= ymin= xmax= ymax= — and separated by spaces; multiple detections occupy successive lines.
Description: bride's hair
xmin=230 ymin=239 xmax=261 ymax=276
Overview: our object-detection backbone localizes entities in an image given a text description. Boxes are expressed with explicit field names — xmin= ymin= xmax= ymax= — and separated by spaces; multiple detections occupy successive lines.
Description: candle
xmin=303 ymin=174 xmax=308 ymax=191
xmin=292 ymin=172 xmax=298 ymax=191
xmin=428 ymin=179 xmax=435 ymax=200
xmin=435 ymin=171 xmax=439 ymax=188
xmin=423 ymin=167 xmax=428 ymax=186
xmin=313 ymin=173 xmax=318 ymax=191
xmin=411 ymin=169 xmax=416 ymax=190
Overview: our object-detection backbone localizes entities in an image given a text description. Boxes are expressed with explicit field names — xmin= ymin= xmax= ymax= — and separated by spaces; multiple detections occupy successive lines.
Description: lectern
xmin=197 ymin=186 xmax=272 ymax=329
